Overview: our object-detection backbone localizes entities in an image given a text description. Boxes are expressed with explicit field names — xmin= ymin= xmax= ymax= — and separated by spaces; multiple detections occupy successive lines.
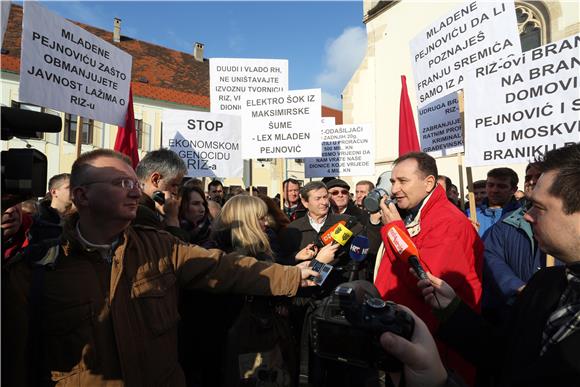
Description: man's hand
xmin=415 ymin=271 xmax=456 ymax=310
xmin=296 ymin=260 xmax=319 ymax=287
xmin=379 ymin=196 xmax=402 ymax=224
xmin=155 ymin=191 xmax=181 ymax=227
xmin=314 ymin=243 xmax=339 ymax=264
xmin=295 ymin=243 xmax=318 ymax=261
xmin=380 ymin=305 xmax=448 ymax=387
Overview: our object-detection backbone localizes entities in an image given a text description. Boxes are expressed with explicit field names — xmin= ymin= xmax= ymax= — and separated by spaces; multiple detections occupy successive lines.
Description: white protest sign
xmin=418 ymin=92 xmax=463 ymax=156
xmin=241 ymin=88 xmax=322 ymax=159
xmin=465 ymin=34 xmax=580 ymax=167
xmin=162 ymin=109 xmax=242 ymax=178
xmin=210 ymin=58 xmax=288 ymax=114
xmin=1 ymin=1 xmax=11 ymax=48
xmin=19 ymin=2 xmax=132 ymax=126
xmin=410 ymin=1 xmax=521 ymax=107
xmin=304 ymin=124 xmax=374 ymax=178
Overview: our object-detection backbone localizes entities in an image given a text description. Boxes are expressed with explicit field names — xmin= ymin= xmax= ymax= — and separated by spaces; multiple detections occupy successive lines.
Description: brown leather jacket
xmin=3 ymin=217 xmax=301 ymax=386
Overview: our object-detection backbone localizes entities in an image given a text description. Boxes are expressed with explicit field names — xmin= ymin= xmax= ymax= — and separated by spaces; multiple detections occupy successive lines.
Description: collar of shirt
xmin=307 ymin=213 xmax=327 ymax=233
xmin=75 ymin=221 xmax=121 ymax=263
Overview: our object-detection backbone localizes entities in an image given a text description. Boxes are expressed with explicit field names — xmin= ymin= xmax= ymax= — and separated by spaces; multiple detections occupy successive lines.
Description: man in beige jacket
xmin=3 ymin=149 xmax=317 ymax=386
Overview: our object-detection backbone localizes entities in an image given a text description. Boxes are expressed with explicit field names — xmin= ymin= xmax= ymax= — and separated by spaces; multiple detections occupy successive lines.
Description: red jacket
xmin=375 ymin=185 xmax=483 ymax=384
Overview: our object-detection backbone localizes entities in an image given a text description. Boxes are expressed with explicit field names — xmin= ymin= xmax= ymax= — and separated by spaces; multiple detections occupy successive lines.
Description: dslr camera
xmin=310 ymin=280 xmax=414 ymax=371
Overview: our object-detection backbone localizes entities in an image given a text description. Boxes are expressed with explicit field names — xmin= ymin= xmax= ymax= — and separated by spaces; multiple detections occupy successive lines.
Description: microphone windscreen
xmin=319 ymin=220 xmax=346 ymax=246
xmin=349 ymin=235 xmax=370 ymax=262
xmin=385 ymin=224 xmax=420 ymax=263
xmin=331 ymin=223 xmax=354 ymax=246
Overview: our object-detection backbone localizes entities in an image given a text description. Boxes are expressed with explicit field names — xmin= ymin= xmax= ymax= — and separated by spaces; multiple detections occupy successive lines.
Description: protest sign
xmin=410 ymin=1 xmax=521 ymax=107
xmin=19 ymin=2 xmax=132 ymax=126
xmin=304 ymin=124 xmax=374 ymax=178
xmin=210 ymin=58 xmax=288 ymax=114
xmin=162 ymin=109 xmax=242 ymax=178
xmin=465 ymin=34 xmax=580 ymax=167
xmin=418 ymin=92 xmax=463 ymax=156
xmin=241 ymin=88 xmax=322 ymax=159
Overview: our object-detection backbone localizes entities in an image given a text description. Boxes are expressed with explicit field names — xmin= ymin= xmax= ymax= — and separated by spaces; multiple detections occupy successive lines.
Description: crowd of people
xmin=1 ymin=143 xmax=578 ymax=387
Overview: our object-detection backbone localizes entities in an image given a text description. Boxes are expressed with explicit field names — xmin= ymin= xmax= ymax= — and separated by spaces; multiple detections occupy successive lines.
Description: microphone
xmin=349 ymin=235 xmax=369 ymax=262
xmin=384 ymin=224 xmax=428 ymax=280
xmin=316 ymin=220 xmax=346 ymax=248
xmin=330 ymin=217 xmax=357 ymax=246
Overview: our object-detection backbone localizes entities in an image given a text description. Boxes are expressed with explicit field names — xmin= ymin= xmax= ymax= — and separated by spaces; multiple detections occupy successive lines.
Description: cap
xmin=326 ymin=178 xmax=350 ymax=191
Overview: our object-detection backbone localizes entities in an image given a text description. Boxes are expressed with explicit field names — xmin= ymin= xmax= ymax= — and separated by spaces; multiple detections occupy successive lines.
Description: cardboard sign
xmin=418 ymin=92 xmax=463 ymax=156
xmin=20 ymin=2 xmax=132 ymax=126
xmin=210 ymin=58 xmax=288 ymax=114
xmin=163 ymin=109 xmax=243 ymax=177
xmin=465 ymin=34 xmax=580 ymax=166
xmin=305 ymin=124 xmax=374 ymax=177
xmin=241 ymin=88 xmax=322 ymax=159
xmin=410 ymin=1 xmax=521 ymax=107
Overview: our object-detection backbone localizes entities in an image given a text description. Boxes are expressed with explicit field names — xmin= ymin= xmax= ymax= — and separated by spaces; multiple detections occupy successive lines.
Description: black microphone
xmin=348 ymin=235 xmax=369 ymax=281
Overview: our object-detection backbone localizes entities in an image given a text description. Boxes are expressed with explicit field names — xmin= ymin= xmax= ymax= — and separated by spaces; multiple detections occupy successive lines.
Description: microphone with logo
xmin=348 ymin=235 xmax=369 ymax=281
xmin=384 ymin=224 xmax=441 ymax=308
xmin=314 ymin=220 xmax=346 ymax=249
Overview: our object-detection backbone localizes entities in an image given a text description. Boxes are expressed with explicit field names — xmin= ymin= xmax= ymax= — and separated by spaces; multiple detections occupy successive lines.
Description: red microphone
xmin=316 ymin=220 xmax=346 ymax=248
xmin=384 ymin=224 xmax=428 ymax=280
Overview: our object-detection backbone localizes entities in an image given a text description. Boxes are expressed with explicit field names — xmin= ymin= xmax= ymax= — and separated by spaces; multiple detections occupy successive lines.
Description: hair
xmin=283 ymin=178 xmax=301 ymax=188
xmin=437 ymin=175 xmax=452 ymax=191
xmin=259 ymin=194 xmax=290 ymax=234
xmin=70 ymin=149 xmax=131 ymax=189
xmin=178 ymin=184 xmax=209 ymax=225
xmin=48 ymin=173 xmax=70 ymax=191
xmin=487 ymin=167 xmax=519 ymax=188
xmin=211 ymin=195 xmax=272 ymax=257
xmin=182 ymin=177 xmax=203 ymax=189
xmin=538 ymin=143 xmax=580 ymax=214
xmin=135 ymin=149 xmax=186 ymax=182
xmin=208 ymin=180 xmax=224 ymax=190
xmin=300 ymin=181 xmax=327 ymax=201
xmin=356 ymin=180 xmax=375 ymax=190
xmin=526 ymin=161 xmax=543 ymax=174
xmin=472 ymin=180 xmax=487 ymax=190
xmin=393 ymin=152 xmax=438 ymax=179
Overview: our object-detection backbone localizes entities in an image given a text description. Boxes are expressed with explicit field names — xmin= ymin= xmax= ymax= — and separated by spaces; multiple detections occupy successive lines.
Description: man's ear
xmin=425 ymin=175 xmax=436 ymax=192
xmin=300 ymin=196 xmax=309 ymax=210
xmin=150 ymin=172 xmax=162 ymax=188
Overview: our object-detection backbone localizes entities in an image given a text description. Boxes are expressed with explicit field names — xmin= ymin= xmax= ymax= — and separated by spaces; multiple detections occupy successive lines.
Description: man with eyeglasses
xmin=132 ymin=148 xmax=190 ymax=241
xmin=481 ymin=162 xmax=562 ymax=326
xmin=2 ymin=149 xmax=319 ymax=386
xmin=326 ymin=178 xmax=367 ymax=224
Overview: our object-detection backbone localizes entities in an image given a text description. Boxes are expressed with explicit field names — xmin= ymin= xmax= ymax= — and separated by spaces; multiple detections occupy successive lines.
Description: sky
xmin=35 ymin=1 xmax=368 ymax=109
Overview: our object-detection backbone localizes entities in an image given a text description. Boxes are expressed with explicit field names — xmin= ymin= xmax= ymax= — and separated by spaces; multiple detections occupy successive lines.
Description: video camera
xmin=1 ymin=106 xmax=62 ymax=209
xmin=310 ymin=280 xmax=414 ymax=371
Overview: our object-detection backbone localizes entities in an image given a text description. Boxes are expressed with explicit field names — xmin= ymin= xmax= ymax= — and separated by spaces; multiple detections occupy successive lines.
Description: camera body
xmin=310 ymin=280 xmax=414 ymax=371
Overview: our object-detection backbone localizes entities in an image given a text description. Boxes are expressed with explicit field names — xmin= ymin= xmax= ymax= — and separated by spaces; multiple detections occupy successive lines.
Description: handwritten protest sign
xmin=19 ymin=2 xmax=132 ymax=126
xmin=305 ymin=124 xmax=374 ymax=177
xmin=163 ymin=109 xmax=242 ymax=178
xmin=210 ymin=58 xmax=288 ymax=114
xmin=410 ymin=1 xmax=521 ymax=107
xmin=465 ymin=34 xmax=580 ymax=166
xmin=241 ymin=88 xmax=321 ymax=159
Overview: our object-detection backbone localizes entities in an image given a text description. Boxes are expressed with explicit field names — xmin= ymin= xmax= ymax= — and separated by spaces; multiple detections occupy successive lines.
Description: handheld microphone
xmin=316 ymin=220 xmax=346 ymax=248
xmin=349 ymin=235 xmax=369 ymax=262
xmin=330 ymin=217 xmax=357 ymax=246
xmin=384 ymin=224 xmax=428 ymax=280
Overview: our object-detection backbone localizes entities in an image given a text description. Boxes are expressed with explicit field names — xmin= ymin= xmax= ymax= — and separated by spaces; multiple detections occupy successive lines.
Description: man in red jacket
xmin=374 ymin=151 xmax=483 ymax=385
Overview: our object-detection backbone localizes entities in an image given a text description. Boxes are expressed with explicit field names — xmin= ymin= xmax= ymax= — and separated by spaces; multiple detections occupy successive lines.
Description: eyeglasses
xmin=330 ymin=189 xmax=349 ymax=196
xmin=83 ymin=178 xmax=144 ymax=191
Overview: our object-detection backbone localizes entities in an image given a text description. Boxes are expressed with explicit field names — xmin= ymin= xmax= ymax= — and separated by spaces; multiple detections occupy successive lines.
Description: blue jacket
xmin=482 ymin=207 xmax=548 ymax=310
xmin=466 ymin=198 xmax=521 ymax=238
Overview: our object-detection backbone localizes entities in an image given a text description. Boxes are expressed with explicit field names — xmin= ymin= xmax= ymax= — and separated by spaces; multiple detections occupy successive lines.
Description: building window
xmin=64 ymin=114 xmax=93 ymax=145
xmin=515 ymin=3 xmax=548 ymax=52
xmin=135 ymin=119 xmax=143 ymax=149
